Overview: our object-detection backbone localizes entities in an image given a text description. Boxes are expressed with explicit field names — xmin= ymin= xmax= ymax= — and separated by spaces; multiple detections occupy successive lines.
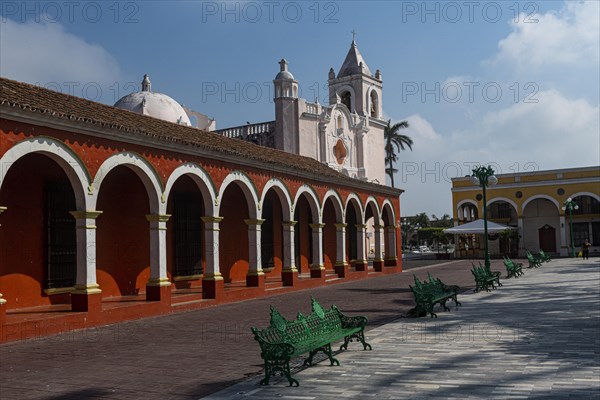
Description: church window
xmin=44 ymin=181 xmax=76 ymax=289
xmin=341 ymin=91 xmax=352 ymax=111
xmin=337 ymin=115 xmax=343 ymax=130
xmin=173 ymin=194 xmax=203 ymax=277
xmin=370 ymin=90 xmax=379 ymax=118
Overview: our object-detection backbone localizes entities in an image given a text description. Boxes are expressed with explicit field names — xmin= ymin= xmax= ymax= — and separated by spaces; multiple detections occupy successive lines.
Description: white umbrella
xmin=444 ymin=219 xmax=517 ymax=234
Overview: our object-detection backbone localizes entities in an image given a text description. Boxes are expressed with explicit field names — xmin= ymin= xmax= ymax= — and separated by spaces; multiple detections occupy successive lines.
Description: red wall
xmin=323 ymin=200 xmax=337 ymax=270
xmin=294 ymin=195 xmax=312 ymax=273
xmin=0 ymin=154 xmax=72 ymax=308
xmin=96 ymin=167 xmax=150 ymax=298
xmin=1 ymin=120 xmax=403 ymax=309
xmin=219 ymin=183 xmax=249 ymax=283
xmin=166 ymin=175 xmax=205 ymax=289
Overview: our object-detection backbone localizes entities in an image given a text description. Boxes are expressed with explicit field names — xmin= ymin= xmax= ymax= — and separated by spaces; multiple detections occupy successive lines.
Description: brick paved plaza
xmin=1 ymin=258 xmax=599 ymax=399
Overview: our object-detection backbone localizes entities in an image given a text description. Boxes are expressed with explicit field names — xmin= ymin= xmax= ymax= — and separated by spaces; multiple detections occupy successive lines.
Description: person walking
xmin=582 ymin=239 xmax=591 ymax=260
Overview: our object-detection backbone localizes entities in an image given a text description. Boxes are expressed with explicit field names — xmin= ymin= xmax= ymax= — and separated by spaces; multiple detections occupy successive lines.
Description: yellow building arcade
xmin=451 ymin=166 xmax=600 ymax=258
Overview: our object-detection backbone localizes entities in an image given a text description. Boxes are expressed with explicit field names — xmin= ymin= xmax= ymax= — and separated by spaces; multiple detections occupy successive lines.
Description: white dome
xmin=114 ymin=75 xmax=191 ymax=126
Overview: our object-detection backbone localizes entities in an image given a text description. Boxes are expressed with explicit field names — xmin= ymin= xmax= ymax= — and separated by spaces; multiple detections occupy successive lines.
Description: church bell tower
xmin=328 ymin=39 xmax=383 ymax=120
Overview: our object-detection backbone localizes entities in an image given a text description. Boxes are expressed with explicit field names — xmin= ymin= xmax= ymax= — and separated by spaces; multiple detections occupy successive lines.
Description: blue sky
xmin=1 ymin=1 xmax=599 ymax=217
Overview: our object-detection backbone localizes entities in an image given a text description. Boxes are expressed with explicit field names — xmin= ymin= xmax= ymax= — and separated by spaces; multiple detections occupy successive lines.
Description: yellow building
xmin=451 ymin=166 xmax=600 ymax=257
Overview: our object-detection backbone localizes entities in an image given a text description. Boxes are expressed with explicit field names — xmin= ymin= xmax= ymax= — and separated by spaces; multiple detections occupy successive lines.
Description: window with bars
xmin=44 ymin=182 xmax=77 ymax=289
xmin=573 ymin=196 xmax=600 ymax=215
xmin=261 ymin=199 xmax=275 ymax=270
xmin=592 ymin=222 xmax=600 ymax=246
xmin=572 ymin=222 xmax=589 ymax=247
xmin=173 ymin=194 xmax=203 ymax=277
xmin=346 ymin=212 xmax=357 ymax=261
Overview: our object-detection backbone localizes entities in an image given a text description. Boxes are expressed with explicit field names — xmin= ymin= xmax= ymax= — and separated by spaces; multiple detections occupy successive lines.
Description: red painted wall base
xmin=335 ymin=263 xmax=349 ymax=278
xmin=246 ymin=273 xmax=265 ymax=288
xmin=385 ymin=258 xmax=398 ymax=267
xmin=354 ymin=261 xmax=368 ymax=271
xmin=202 ymin=279 xmax=224 ymax=299
xmin=310 ymin=266 xmax=326 ymax=279
xmin=146 ymin=284 xmax=172 ymax=306
xmin=71 ymin=292 xmax=102 ymax=314
xmin=373 ymin=260 xmax=384 ymax=271
xmin=282 ymin=270 xmax=298 ymax=286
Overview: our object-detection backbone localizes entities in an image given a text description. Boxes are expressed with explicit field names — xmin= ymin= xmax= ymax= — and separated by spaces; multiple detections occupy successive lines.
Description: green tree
xmin=384 ymin=119 xmax=412 ymax=188
xmin=430 ymin=214 xmax=453 ymax=228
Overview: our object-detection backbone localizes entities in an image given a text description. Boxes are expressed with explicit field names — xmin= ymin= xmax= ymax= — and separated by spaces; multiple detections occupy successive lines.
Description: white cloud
xmin=393 ymin=92 xmax=599 ymax=217
xmin=490 ymin=1 xmax=599 ymax=71
xmin=0 ymin=19 xmax=121 ymax=90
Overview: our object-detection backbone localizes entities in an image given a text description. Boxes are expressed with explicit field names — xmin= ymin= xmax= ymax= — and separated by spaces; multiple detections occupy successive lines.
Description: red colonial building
xmin=0 ymin=77 xmax=402 ymax=341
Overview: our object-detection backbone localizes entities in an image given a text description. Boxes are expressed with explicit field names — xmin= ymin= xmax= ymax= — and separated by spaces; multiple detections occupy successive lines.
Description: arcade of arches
xmin=0 ymin=78 xmax=402 ymax=335
xmin=452 ymin=167 xmax=600 ymax=258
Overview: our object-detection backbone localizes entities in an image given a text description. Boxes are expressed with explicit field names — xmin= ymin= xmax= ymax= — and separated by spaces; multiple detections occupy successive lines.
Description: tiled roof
xmin=0 ymin=77 xmax=400 ymax=195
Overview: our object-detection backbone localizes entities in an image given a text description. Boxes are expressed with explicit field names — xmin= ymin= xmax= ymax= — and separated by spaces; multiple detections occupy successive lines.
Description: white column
xmin=309 ymin=223 xmax=325 ymax=268
xmin=517 ymin=217 xmax=525 ymax=257
xmin=70 ymin=211 xmax=103 ymax=294
xmin=559 ymin=215 xmax=568 ymax=256
xmin=385 ymin=225 xmax=398 ymax=260
xmin=355 ymin=224 xmax=367 ymax=263
xmin=373 ymin=224 xmax=383 ymax=262
xmin=334 ymin=223 xmax=348 ymax=266
xmin=145 ymin=214 xmax=171 ymax=287
xmin=282 ymin=221 xmax=298 ymax=272
xmin=201 ymin=216 xmax=223 ymax=280
xmin=0 ymin=207 xmax=6 ymax=305
xmin=245 ymin=219 xmax=265 ymax=277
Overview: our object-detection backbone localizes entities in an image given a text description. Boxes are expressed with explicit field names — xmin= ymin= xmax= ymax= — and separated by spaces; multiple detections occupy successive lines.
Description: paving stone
xmin=2 ymin=259 xmax=599 ymax=399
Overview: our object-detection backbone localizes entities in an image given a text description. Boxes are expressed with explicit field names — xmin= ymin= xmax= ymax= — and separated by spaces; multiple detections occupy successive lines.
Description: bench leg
xmin=322 ymin=343 xmax=340 ymax=366
xmin=453 ymin=295 xmax=462 ymax=307
xmin=340 ymin=331 xmax=372 ymax=351
xmin=305 ymin=344 xmax=340 ymax=366
xmin=261 ymin=359 xmax=299 ymax=387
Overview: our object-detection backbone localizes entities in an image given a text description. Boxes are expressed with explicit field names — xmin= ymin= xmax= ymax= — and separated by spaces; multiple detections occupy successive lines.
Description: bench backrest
xmin=252 ymin=298 xmax=343 ymax=345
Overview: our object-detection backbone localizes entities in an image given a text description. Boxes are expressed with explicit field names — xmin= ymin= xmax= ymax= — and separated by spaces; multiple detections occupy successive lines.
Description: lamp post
xmin=471 ymin=165 xmax=497 ymax=269
xmin=562 ymin=198 xmax=579 ymax=257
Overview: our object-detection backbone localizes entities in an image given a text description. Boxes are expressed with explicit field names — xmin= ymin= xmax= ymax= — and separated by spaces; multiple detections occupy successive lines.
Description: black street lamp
xmin=471 ymin=165 xmax=497 ymax=269
xmin=562 ymin=198 xmax=579 ymax=257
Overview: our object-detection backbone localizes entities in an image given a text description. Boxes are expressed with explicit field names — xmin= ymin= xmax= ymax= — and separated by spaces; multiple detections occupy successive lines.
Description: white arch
xmin=336 ymin=85 xmax=356 ymax=113
xmin=364 ymin=196 xmax=381 ymax=225
xmin=260 ymin=178 xmax=293 ymax=221
xmin=380 ymin=199 xmax=397 ymax=226
xmin=292 ymin=185 xmax=320 ymax=222
xmin=164 ymin=163 xmax=218 ymax=216
xmin=569 ymin=192 xmax=600 ymax=202
xmin=367 ymin=87 xmax=381 ymax=118
xmin=216 ymin=171 xmax=259 ymax=219
xmin=457 ymin=199 xmax=478 ymax=209
xmin=0 ymin=136 xmax=89 ymax=209
xmin=91 ymin=152 xmax=163 ymax=213
xmin=521 ymin=195 xmax=561 ymax=214
xmin=487 ymin=197 xmax=519 ymax=215
xmin=322 ymin=189 xmax=344 ymax=222
xmin=344 ymin=192 xmax=364 ymax=223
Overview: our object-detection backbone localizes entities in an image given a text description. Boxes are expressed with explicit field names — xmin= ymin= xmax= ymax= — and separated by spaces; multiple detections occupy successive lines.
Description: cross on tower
xmin=351 ymin=30 xmax=357 ymax=42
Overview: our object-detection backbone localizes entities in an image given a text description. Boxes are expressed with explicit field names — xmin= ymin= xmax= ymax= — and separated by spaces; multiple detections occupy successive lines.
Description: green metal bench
xmin=409 ymin=273 xmax=461 ymax=318
xmin=251 ymin=297 xmax=371 ymax=386
xmin=471 ymin=263 xmax=502 ymax=292
xmin=538 ymin=250 xmax=551 ymax=262
xmin=503 ymin=256 xmax=524 ymax=278
xmin=526 ymin=250 xmax=543 ymax=268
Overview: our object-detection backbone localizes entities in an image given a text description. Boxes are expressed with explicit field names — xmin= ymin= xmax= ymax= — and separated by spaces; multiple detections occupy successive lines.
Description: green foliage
xmin=384 ymin=119 xmax=412 ymax=188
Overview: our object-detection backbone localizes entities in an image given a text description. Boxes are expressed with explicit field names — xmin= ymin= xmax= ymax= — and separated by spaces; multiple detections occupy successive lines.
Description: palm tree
xmin=384 ymin=119 xmax=413 ymax=188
